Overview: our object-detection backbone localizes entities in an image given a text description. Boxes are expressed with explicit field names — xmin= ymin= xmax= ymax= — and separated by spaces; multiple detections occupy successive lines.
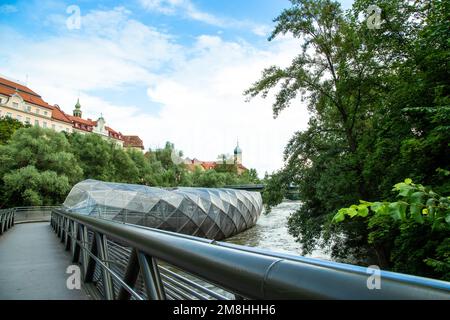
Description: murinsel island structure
xmin=63 ymin=179 xmax=263 ymax=240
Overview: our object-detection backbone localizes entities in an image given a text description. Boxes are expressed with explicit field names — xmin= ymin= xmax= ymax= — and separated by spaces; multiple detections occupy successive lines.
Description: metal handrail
xmin=13 ymin=206 xmax=59 ymax=223
xmin=0 ymin=206 xmax=59 ymax=224
xmin=51 ymin=209 xmax=450 ymax=300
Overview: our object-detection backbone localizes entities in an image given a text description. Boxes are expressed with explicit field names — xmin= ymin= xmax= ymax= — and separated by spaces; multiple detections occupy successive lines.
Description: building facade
xmin=0 ymin=75 xmax=144 ymax=150
xmin=183 ymin=141 xmax=247 ymax=175
xmin=0 ymin=76 xmax=73 ymax=133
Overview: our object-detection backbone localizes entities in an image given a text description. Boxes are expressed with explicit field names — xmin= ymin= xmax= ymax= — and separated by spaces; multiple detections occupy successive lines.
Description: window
xmin=0 ymin=98 xmax=2 ymax=104
xmin=16 ymin=115 xmax=22 ymax=122
xmin=35 ymin=120 xmax=39 ymax=127
xmin=44 ymin=111 xmax=48 ymax=116
xmin=43 ymin=122 xmax=47 ymax=128
xmin=27 ymin=106 xmax=31 ymax=112
xmin=26 ymin=118 xmax=30 ymax=124
xmin=36 ymin=109 xmax=40 ymax=115
xmin=12 ymin=102 xmax=18 ymax=108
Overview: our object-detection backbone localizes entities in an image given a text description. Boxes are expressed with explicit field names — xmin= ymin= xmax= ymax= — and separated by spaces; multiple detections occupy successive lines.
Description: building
xmin=0 ymin=75 xmax=144 ymax=150
xmin=67 ymin=99 xmax=125 ymax=147
xmin=123 ymin=135 xmax=145 ymax=151
xmin=0 ymin=76 xmax=73 ymax=132
xmin=183 ymin=141 xmax=247 ymax=175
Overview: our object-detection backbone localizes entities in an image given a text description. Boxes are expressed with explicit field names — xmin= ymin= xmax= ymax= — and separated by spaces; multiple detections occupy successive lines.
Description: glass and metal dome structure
xmin=63 ymin=180 xmax=263 ymax=240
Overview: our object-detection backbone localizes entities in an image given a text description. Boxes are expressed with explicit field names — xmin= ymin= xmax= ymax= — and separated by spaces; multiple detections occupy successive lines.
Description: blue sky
xmin=0 ymin=0 xmax=354 ymax=176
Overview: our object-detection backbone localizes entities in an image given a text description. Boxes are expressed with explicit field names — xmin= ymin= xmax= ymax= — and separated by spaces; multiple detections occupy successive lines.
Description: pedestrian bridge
xmin=1 ymin=207 xmax=449 ymax=300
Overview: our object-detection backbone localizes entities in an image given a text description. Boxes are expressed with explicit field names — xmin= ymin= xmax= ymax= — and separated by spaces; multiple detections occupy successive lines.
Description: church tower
xmin=73 ymin=98 xmax=82 ymax=117
xmin=234 ymin=140 xmax=242 ymax=165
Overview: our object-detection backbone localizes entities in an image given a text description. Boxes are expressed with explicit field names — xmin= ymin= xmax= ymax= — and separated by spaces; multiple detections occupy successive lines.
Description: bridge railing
xmin=0 ymin=206 xmax=60 ymax=235
xmin=13 ymin=206 xmax=60 ymax=223
xmin=0 ymin=208 xmax=15 ymax=235
xmin=51 ymin=208 xmax=450 ymax=300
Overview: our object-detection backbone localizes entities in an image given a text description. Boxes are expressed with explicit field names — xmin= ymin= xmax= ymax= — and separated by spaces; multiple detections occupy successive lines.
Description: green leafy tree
xmin=0 ymin=116 xmax=29 ymax=144
xmin=68 ymin=133 xmax=113 ymax=181
xmin=247 ymin=0 xmax=450 ymax=267
xmin=334 ymin=179 xmax=450 ymax=280
xmin=0 ymin=127 xmax=83 ymax=207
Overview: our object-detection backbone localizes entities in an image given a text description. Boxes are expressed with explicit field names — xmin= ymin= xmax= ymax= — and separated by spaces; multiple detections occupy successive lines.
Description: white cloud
xmin=139 ymin=0 xmax=270 ymax=37
xmin=1 ymin=7 xmax=309 ymax=177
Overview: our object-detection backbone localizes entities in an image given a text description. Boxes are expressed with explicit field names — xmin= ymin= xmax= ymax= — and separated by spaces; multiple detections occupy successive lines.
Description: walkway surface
xmin=0 ymin=222 xmax=89 ymax=300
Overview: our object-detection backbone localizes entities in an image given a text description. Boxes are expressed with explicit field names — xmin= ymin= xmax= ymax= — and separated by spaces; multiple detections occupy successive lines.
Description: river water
xmin=225 ymin=201 xmax=330 ymax=260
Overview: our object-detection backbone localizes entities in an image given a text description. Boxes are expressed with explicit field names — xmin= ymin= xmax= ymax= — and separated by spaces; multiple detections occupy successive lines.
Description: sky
xmin=0 ymin=0 xmax=354 ymax=176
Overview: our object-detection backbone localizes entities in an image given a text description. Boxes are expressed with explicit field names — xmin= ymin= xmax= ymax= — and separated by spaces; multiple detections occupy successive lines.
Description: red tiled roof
xmin=238 ymin=164 xmax=247 ymax=170
xmin=201 ymin=162 xmax=217 ymax=170
xmin=68 ymin=115 xmax=96 ymax=126
xmin=49 ymin=105 xmax=72 ymax=123
xmin=123 ymin=135 xmax=144 ymax=149
xmin=0 ymin=76 xmax=39 ymax=96
xmin=0 ymin=76 xmax=53 ymax=110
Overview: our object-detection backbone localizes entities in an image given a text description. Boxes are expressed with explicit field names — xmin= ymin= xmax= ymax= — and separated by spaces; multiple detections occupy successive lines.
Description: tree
xmin=246 ymin=0 xmax=450 ymax=266
xmin=68 ymin=133 xmax=113 ymax=181
xmin=0 ymin=116 xmax=29 ymax=145
xmin=0 ymin=127 xmax=83 ymax=207
xmin=334 ymin=178 xmax=450 ymax=280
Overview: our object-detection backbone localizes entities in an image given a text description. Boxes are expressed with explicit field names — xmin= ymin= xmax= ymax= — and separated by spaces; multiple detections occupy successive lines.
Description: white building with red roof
xmin=183 ymin=141 xmax=247 ymax=175
xmin=0 ymin=75 xmax=144 ymax=150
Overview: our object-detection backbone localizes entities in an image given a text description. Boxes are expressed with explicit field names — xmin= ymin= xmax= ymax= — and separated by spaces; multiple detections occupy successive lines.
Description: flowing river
xmin=225 ymin=200 xmax=330 ymax=260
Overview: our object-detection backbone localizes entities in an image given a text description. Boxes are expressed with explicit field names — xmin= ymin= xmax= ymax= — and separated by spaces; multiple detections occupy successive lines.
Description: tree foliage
xmin=0 ymin=116 xmax=29 ymax=145
xmin=334 ymin=179 xmax=450 ymax=280
xmin=0 ymin=124 xmax=260 ymax=208
xmin=247 ymin=0 xmax=450 ymax=277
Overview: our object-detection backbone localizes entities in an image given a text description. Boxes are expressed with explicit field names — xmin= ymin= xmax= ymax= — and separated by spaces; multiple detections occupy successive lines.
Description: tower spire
xmin=234 ymin=138 xmax=242 ymax=165
xmin=73 ymin=98 xmax=82 ymax=117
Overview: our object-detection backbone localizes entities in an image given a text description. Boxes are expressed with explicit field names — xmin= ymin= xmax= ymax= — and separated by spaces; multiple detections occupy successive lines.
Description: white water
xmin=226 ymin=201 xmax=330 ymax=260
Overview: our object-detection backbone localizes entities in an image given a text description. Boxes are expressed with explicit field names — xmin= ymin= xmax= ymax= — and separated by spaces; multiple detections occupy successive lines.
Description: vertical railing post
xmin=84 ymin=234 xmax=98 ymax=283
xmin=80 ymin=225 xmax=89 ymax=276
xmin=60 ymin=216 xmax=65 ymax=241
xmin=7 ymin=211 xmax=13 ymax=229
xmin=0 ymin=212 xmax=4 ymax=235
xmin=72 ymin=222 xmax=81 ymax=263
xmin=117 ymin=249 xmax=140 ymax=300
xmin=95 ymin=232 xmax=115 ymax=300
xmin=64 ymin=219 xmax=72 ymax=251
xmin=10 ymin=209 xmax=14 ymax=227
xmin=137 ymin=252 xmax=166 ymax=300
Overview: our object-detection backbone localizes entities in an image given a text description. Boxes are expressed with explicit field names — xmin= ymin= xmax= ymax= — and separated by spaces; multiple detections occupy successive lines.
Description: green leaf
xmin=410 ymin=191 xmax=425 ymax=204
xmin=333 ymin=210 xmax=346 ymax=223
xmin=389 ymin=202 xmax=407 ymax=221
xmin=398 ymin=186 xmax=413 ymax=197
xmin=445 ymin=214 xmax=450 ymax=225
xmin=410 ymin=204 xmax=424 ymax=223
xmin=404 ymin=178 xmax=413 ymax=185
xmin=358 ymin=206 xmax=369 ymax=217
xmin=347 ymin=207 xmax=358 ymax=218
xmin=371 ymin=202 xmax=389 ymax=215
